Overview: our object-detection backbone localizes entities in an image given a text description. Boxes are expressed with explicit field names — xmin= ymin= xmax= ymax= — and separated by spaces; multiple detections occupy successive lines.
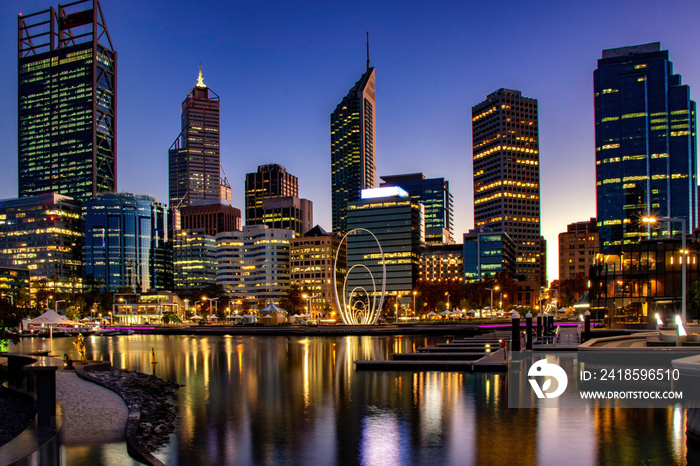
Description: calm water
xmin=10 ymin=334 xmax=698 ymax=465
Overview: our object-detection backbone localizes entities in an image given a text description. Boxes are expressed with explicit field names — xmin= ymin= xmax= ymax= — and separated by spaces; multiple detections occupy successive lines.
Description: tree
xmin=689 ymin=279 xmax=700 ymax=317
xmin=0 ymin=300 xmax=23 ymax=345
xmin=280 ymin=284 xmax=305 ymax=313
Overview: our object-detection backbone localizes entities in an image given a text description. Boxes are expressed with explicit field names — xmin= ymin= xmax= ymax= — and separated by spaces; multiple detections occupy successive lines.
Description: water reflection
xmin=10 ymin=335 xmax=698 ymax=465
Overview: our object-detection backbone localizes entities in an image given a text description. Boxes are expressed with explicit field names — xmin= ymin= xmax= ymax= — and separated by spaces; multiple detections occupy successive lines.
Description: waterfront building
xmin=472 ymin=88 xmax=543 ymax=286
xmin=173 ymin=230 xmax=217 ymax=292
xmin=331 ymin=63 xmax=376 ymax=235
xmin=18 ymin=0 xmax=117 ymax=202
xmin=260 ymin=196 xmax=313 ymax=237
xmin=595 ymin=43 xmax=697 ymax=252
xmin=380 ymin=173 xmax=454 ymax=244
xmin=590 ymin=237 xmax=700 ymax=324
xmin=463 ymin=228 xmax=516 ymax=281
xmin=346 ymin=187 xmax=424 ymax=297
xmin=245 ymin=164 xmax=298 ymax=226
xmin=112 ymin=291 xmax=185 ymax=325
xmin=0 ymin=267 xmax=30 ymax=303
xmin=178 ymin=201 xmax=241 ymax=236
xmin=169 ymin=67 xmax=229 ymax=208
xmin=559 ymin=218 xmax=599 ymax=281
xmin=0 ymin=194 xmax=82 ymax=296
xmin=83 ymin=193 xmax=168 ymax=292
xmin=216 ymin=225 xmax=293 ymax=307
xmin=290 ymin=225 xmax=346 ymax=318
xmin=419 ymin=244 xmax=464 ymax=282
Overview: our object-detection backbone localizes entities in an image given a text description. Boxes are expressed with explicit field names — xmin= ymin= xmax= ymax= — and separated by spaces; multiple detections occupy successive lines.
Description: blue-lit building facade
xmin=331 ymin=66 xmax=377 ymax=235
xmin=595 ymin=43 xmax=697 ymax=253
xmin=463 ymin=228 xmax=516 ymax=281
xmin=380 ymin=173 xmax=454 ymax=244
xmin=18 ymin=1 xmax=117 ymax=203
xmin=84 ymin=193 xmax=169 ymax=292
xmin=346 ymin=187 xmax=424 ymax=297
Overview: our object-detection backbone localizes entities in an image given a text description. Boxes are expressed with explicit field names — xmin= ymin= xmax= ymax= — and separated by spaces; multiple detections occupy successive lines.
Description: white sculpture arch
xmin=333 ymin=228 xmax=386 ymax=325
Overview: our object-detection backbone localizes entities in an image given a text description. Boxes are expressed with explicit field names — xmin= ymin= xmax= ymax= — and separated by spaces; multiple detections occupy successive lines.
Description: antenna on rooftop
xmin=366 ymin=30 xmax=370 ymax=70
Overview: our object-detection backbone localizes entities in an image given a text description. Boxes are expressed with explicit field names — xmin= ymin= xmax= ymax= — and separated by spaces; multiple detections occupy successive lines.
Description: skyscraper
xmin=84 ymin=193 xmax=168 ymax=292
xmin=169 ymin=67 xmax=223 ymax=208
xmin=380 ymin=173 xmax=454 ymax=244
xmin=594 ymin=43 xmax=697 ymax=252
xmin=245 ymin=164 xmax=298 ymax=225
xmin=472 ymin=88 xmax=542 ymax=285
xmin=346 ymin=187 xmax=424 ymax=298
xmin=331 ymin=59 xmax=376 ymax=235
xmin=18 ymin=0 xmax=117 ymax=202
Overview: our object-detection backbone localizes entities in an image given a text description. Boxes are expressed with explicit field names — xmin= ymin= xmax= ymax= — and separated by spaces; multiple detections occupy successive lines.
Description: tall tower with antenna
xmin=168 ymin=66 xmax=222 ymax=208
xmin=330 ymin=33 xmax=377 ymax=234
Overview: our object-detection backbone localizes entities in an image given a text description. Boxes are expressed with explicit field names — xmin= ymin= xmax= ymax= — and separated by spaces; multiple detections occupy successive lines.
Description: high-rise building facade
xmin=594 ymin=43 xmax=697 ymax=252
xmin=179 ymin=202 xmax=241 ymax=236
xmin=463 ymin=228 xmax=516 ymax=281
xmin=346 ymin=187 xmax=424 ymax=297
xmin=331 ymin=65 xmax=376 ymax=234
xmin=83 ymin=193 xmax=168 ymax=292
xmin=0 ymin=194 xmax=82 ymax=295
xmin=290 ymin=225 xmax=346 ymax=317
xmin=18 ymin=0 xmax=117 ymax=202
xmin=472 ymin=88 xmax=542 ymax=286
xmin=245 ymin=164 xmax=298 ymax=225
xmin=173 ymin=230 xmax=217 ymax=292
xmin=380 ymin=173 xmax=454 ymax=244
xmin=559 ymin=218 xmax=599 ymax=281
xmin=261 ymin=196 xmax=313 ymax=236
xmin=216 ymin=225 xmax=293 ymax=307
xmin=169 ymin=67 xmax=222 ymax=208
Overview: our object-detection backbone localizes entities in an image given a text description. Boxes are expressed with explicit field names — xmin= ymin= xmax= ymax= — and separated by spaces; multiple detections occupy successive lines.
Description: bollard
xmin=536 ymin=312 xmax=543 ymax=339
xmin=525 ymin=312 xmax=533 ymax=350
xmin=511 ymin=311 xmax=521 ymax=352
xmin=584 ymin=310 xmax=591 ymax=342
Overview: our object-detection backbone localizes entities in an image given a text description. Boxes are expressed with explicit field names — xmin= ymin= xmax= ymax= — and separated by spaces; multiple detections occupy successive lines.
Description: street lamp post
xmin=413 ymin=291 xmax=417 ymax=322
xmin=54 ymin=300 xmax=65 ymax=313
xmin=209 ymin=298 xmax=219 ymax=317
xmin=643 ymin=216 xmax=687 ymax=325
xmin=486 ymin=286 xmax=500 ymax=318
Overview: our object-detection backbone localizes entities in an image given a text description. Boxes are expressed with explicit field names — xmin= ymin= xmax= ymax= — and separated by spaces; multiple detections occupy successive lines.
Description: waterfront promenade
xmin=55 ymin=369 xmax=127 ymax=444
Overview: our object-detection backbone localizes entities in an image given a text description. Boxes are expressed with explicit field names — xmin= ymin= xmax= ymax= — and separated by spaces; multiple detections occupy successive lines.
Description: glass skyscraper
xmin=472 ymin=89 xmax=543 ymax=286
xmin=594 ymin=43 xmax=697 ymax=252
xmin=346 ymin=187 xmax=424 ymax=297
xmin=380 ymin=173 xmax=454 ymax=244
xmin=169 ymin=67 xmax=222 ymax=208
xmin=84 ymin=193 xmax=168 ymax=292
xmin=331 ymin=65 xmax=376 ymax=234
xmin=18 ymin=0 xmax=117 ymax=202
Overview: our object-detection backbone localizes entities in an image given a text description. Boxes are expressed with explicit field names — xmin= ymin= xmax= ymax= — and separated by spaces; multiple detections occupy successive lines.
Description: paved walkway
xmin=56 ymin=369 xmax=128 ymax=444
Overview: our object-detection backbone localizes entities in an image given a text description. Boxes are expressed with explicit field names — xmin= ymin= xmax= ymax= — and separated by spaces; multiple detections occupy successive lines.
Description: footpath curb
xmin=75 ymin=363 xmax=165 ymax=466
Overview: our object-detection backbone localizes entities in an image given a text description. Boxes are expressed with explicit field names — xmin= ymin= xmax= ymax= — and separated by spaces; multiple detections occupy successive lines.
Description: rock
xmin=89 ymin=369 xmax=179 ymax=452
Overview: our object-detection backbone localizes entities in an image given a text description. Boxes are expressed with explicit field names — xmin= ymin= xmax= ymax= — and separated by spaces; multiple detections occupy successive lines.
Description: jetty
xmin=354 ymin=332 xmax=508 ymax=372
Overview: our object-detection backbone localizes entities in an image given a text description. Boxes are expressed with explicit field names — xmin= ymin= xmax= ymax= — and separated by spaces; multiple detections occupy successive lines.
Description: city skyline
xmin=4 ymin=0 xmax=700 ymax=280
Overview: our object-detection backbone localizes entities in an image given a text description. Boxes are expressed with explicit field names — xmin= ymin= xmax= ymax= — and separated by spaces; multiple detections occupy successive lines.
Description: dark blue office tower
xmin=380 ymin=173 xmax=454 ymax=244
xmin=595 ymin=43 xmax=697 ymax=252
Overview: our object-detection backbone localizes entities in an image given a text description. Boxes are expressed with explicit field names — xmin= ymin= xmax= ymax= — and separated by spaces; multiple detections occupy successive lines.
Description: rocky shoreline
xmin=87 ymin=369 xmax=180 ymax=452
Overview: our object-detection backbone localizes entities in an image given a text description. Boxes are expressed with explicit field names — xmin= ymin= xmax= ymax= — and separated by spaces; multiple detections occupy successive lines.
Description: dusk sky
xmin=3 ymin=0 xmax=700 ymax=281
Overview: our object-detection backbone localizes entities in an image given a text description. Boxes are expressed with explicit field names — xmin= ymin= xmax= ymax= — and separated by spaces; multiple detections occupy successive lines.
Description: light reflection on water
xmin=10 ymin=334 xmax=696 ymax=465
